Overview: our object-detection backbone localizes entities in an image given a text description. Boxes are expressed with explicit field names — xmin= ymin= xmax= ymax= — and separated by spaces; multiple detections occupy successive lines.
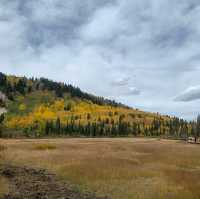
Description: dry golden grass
xmin=1 ymin=138 xmax=200 ymax=199
xmin=34 ymin=143 xmax=57 ymax=150
xmin=0 ymin=177 xmax=8 ymax=198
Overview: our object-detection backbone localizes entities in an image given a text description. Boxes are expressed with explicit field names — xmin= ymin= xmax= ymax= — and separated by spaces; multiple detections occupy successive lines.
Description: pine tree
xmin=55 ymin=117 xmax=61 ymax=134
xmin=45 ymin=121 xmax=50 ymax=135
xmin=0 ymin=114 xmax=4 ymax=137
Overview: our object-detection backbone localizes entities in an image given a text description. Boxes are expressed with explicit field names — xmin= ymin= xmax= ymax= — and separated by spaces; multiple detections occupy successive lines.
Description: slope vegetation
xmin=0 ymin=72 xmax=192 ymax=138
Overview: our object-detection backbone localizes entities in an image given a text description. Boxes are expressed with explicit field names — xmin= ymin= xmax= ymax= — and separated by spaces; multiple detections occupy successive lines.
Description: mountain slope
xmin=0 ymin=72 xmax=192 ymax=138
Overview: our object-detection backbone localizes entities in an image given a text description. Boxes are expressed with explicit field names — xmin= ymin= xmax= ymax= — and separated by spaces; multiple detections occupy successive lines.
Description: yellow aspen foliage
xmin=6 ymin=115 xmax=33 ymax=129
xmin=33 ymin=105 xmax=56 ymax=121
xmin=5 ymin=93 xmax=171 ymax=133
xmin=19 ymin=104 xmax=26 ymax=112
xmin=52 ymin=100 xmax=65 ymax=111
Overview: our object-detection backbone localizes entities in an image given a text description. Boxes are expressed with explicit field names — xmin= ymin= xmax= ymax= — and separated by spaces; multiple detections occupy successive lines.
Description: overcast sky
xmin=1 ymin=0 xmax=200 ymax=120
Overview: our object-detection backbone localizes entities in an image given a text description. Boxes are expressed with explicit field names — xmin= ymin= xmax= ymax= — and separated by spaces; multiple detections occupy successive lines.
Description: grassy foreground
xmin=1 ymin=138 xmax=200 ymax=199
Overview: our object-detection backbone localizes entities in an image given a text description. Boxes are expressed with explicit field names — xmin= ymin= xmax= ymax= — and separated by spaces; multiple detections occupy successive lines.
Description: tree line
xmin=0 ymin=72 xmax=127 ymax=108
xmin=18 ymin=115 xmax=195 ymax=139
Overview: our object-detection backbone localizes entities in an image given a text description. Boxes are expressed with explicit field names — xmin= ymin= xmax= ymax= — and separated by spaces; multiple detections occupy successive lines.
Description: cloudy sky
xmin=1 ymin=0 xmax=200 ymax=120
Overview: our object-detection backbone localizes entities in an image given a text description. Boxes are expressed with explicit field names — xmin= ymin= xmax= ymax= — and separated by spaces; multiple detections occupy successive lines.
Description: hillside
xmin=0 ymin=72 xmax=193 ymax=138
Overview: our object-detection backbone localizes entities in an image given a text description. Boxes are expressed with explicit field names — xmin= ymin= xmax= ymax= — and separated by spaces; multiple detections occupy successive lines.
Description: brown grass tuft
xmin=0 ymin=177 xmax=9 ymax=197
xmin=0 ymin=145 xmax=7 ymax=151
xmin=34 ymin=143 xmax=57 ymax=150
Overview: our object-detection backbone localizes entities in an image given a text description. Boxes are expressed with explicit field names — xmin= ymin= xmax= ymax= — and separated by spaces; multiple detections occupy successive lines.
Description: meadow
xmin=1 ymin=138 xmax=200 ymax=199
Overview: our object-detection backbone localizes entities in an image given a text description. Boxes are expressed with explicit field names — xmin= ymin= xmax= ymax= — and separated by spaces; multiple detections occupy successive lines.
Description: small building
xmin=188 ymin=137 xmax=200 ymax=144
xmin=188 ymin=137 xmax=195 ymax=144
xmin=196 ymin=138 xmax=200 ymax=144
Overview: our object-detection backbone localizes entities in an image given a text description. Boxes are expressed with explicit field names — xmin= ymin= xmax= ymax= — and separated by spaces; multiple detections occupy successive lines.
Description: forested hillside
xmin=0 ymin=72 xmax=195 ymax=138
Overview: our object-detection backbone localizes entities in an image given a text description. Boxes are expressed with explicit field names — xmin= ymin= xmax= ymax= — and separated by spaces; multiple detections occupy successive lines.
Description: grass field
xmin=1 ymin=138 xmax=200 ymax=199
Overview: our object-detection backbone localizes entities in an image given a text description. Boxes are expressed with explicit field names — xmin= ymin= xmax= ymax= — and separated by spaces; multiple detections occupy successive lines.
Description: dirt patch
xmin=0 ymin=165 xmax=108 ymax=199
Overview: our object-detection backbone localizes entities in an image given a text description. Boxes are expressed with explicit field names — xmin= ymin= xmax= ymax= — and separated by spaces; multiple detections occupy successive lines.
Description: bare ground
xmin=0 ymin=164 xmax=108 ymax=199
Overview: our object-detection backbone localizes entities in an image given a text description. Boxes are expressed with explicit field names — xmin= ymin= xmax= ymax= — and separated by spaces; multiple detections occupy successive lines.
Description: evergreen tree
xmin=0 ymin=114 xmax=4 ymax=137
xmin=55 ymin=117 xmax=61 ymax=134
xmin=45 ymin=121 xmax=50 ymax=135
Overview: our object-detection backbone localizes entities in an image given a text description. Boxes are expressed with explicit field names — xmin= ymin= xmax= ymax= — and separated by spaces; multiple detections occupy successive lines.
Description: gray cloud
xmin=174 ymin=86 xmax=200 ymax=102
xmin=110 ymin=76 xmax=140 ymax=96
xmin=125 ymin=87 xmax=141 ymax=96
xmin=111 ymin=77 xmax=130 ymax=86
xmin=1 ymin=0 xmax=200 ymax=119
